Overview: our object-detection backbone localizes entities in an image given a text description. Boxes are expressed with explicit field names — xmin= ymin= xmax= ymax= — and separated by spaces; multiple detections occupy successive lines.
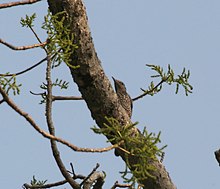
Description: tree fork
xmin=47 ymin=0 xmax=176 ymax=188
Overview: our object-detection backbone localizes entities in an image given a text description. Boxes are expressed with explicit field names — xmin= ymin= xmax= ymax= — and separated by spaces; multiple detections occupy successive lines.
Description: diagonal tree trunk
xmin=47 ymin=0 xmax=176 ymax=188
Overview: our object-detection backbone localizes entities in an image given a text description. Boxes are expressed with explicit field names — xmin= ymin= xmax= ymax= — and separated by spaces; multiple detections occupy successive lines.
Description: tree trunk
xmin=47 ymin=0 xmax=177 ymax=188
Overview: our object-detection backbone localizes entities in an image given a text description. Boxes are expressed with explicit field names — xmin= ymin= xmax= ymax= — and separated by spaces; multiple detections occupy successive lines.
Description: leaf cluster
xmin=20 ymin=11 xmax=77 ymax=103
xmin=20 ymin=13 xmax=36 ymax=28
xmin=42 ymin=11 xmax=79 ymax=69
xmin=92 ymin=118 xmax=166 ymax=185
xmin=0 ymin=74 xmax=21 ymax=95
xmin=144 ymin=64 xmax=193 ymax=96
xmin=38 ymin=78 xmax=69 ymax=104
xmin=20 ymin=11 xmax=79 ymax=70
xmin=28 ymin=176 xmax=47 ymax=188
xmin=40 ymin=78 xmax=69 ymax=90
xmin=120 ymin=129 xmax=166 ymax=186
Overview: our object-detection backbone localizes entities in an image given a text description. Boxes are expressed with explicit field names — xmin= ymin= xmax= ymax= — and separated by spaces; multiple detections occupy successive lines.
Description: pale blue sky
xmin=1 ymin=1 xmax=220 ymax=188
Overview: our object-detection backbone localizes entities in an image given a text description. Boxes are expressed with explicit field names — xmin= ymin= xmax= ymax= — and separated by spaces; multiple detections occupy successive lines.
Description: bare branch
xmin=23 ymin=180 xmax=67 ymax=189
xmin=28 ymin=26 xmax=45 ymax=51
xmin=30 ymin=91 xmax=46 ymax=96
xmin=30 ymin=92 xmax=83 ymax=102
xmin=45 ymin=54 xmax=79 ymax=188
xmin=83 ymin=171 xmax=105 ymax=189
xmin=52 ymin=95 xmax=83 ymax=101
xmin=92 ymin=174 xmax=105 ymax=189
xmin=0 ymin=38 xmax=46 ymax=50
xmin=0 ymin=57 xmax=47 ymax=77
xmin=23 ymin=163 xmax=91 ymax=189
xmin=111 ymin=181 xmax=132 ymax=189
xmin=69 ymin=162 xmax=76 ymax=175
xmin=0 ymin=0 xmax=41 ymax=9
xmin=80 ymin=163 xmax=105 ymax=189
xmin=80 ymin=163 xmax=100 ymax=187
xmin=0 ymin=99 xmax=4 ymax=104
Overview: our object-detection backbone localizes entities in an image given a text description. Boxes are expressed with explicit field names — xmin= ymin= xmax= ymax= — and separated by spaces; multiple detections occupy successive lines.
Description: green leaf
xmin=20 ymin=13 xmax=36 ymax=28
xmin=0 ymin=74 xmax=22 ymax=95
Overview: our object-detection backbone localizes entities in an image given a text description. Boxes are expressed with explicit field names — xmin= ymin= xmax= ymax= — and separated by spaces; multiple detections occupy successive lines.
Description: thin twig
xmin=30 ymin=92 xmax=83 ymax=102
xmin=69 ymin=163 xmax=75 ymax=175
xmin=28 ymin=25 xmax=48 ymax=53
xmin=30 ymin=91 xmax=46 ymax=96
xmin=132 ymin=79 xmax=167 ymax=101
xmin=29 ymin=27 xmax=44 ymax=48
xmin=67 ymin=164 xmax=86 ymax=180
xmin=52 ymin=95 xmax=83 ymax=101
xmin=0 ymin=57 xmax=47 ymax=77
xmin=0 ymin=52 xmax=58 ymax=77
xmin=0 ymin=0 xmax=41 ymax=9
xmin=80 ymin=163 xmax=100 ymax=187
xmin=0 ymin=38 xmax=46 ymax=50
xmin=23 ymin=164 xmax=86 ymax=188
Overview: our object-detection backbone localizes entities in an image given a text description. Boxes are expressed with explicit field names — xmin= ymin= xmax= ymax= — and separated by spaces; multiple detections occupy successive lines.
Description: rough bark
xmin=47 ymin=0 xmax=177 ymax=188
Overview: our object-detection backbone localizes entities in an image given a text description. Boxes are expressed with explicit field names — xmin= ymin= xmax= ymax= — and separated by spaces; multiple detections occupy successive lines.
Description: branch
xmin=80 ymin=164 xmax=105 ymax=189
xmin=23 ymin=171 xmax=86 ymax=188
xmin=52 ymin=95 xmax=83 ymax=101
xmin=23 ymin=180 xmax=67 ymax=189
xmin=45 ymin=54 xmax=79 ymax=188
xmin=0 ymin=38 xmax=46 ymax=50
xmin=28 ymin=26 xmax=46 ymax=52
xmin=0 ymin=51 xmax=61 ymax=77
xmin=80 ymin=163 xmax=99 ymax=187
xmin=111 ymin=181 xmax=132 ymax=189
xmin=133 ymin=64 xmax=192 ymax=101
xmin=0 ymin=57 xmax=47 ymax=77
xmin=69 ymin=163 xmax=86 ymax=180
xmin=23 ymin=163 xmax=97 ymax=189
xmin=0 ymin=0 xmax=41 ymax=9
xmin=0 ymin=85 xmax=120 ymax=153
xmin=83 ymin=172 xmax=105 ymax=189
xmin=30 ymin=92 xmax=83 ymax=103
xmin=0 ymin=99 xmax=4 ymax=104
xmin=132 ymin=79 xmax=166 ymax=101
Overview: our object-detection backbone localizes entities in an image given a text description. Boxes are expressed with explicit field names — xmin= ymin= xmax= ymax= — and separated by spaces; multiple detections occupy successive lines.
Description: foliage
xmin=40 ymin=78 xmax=69 ymax=90
xmin=20 ymin=13 xmax=36 ymax=28
xmin=20 ymin=11 xmax=79 ymax=104
xmin=21 ymin=11 xmax=79 ymax=69
xmin=42 ymin=11 xmax=79 ymax=69
xmin=92 ymin=117 xmax=166 ymax=186
xmin=37 ymin=78 xmax=69 ymax=104
xmin=144 ymin=64 xmax=193 ymax=96
xmin=28 ymin=176 xmax=47 ymax=188
xmin=0 ymin=74 xmax=21 ymax=95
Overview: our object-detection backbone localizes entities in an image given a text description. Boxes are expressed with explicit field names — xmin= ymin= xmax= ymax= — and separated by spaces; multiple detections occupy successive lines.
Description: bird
xmin=112 ymin=77 xmax=133 ymax=118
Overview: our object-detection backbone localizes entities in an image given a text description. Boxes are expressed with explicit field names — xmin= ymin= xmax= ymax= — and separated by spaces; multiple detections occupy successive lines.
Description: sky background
xmin=0 ymin=0 xmax=220 ymax=188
